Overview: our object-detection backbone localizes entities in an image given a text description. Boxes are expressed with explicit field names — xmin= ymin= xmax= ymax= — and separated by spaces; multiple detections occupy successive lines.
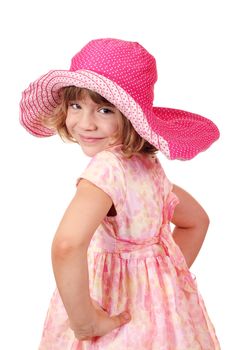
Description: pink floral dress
xmin=39 ymin=144 xmax=220 ymax=349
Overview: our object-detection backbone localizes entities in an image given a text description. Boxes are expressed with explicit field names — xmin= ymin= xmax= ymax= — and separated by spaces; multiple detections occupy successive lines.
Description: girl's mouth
xmin=79 ymin=135 xmax=103 ymax=143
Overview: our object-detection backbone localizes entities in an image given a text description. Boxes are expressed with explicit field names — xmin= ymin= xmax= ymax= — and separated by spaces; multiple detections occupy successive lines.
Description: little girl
xmin=20 ymin=38 xmax=221 ymax=349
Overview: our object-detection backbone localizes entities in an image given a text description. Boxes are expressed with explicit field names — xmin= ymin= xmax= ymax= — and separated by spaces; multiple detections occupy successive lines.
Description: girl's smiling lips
xmin=79 ymin=135 xmax=104 ymax=143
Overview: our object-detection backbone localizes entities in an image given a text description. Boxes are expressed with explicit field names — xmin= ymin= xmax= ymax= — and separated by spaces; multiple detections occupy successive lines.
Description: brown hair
xmin=41 ymin=86 xmax=158 ymax=158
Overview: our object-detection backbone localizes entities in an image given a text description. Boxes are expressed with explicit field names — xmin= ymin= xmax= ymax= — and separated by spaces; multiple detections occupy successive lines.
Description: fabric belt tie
xmin=112 ymin=224 xmax=197 ymax=294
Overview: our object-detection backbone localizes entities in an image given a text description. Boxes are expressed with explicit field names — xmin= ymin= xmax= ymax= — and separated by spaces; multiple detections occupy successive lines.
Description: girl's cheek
xmin=65 ymin=119 xmax=70 ymax=130
xmin=65 ymin=114 xmax=74 ymax=129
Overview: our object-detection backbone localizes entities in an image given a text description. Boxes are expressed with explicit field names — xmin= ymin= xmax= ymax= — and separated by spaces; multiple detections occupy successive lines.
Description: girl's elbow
xmin=52 ymin=239 xmax=73 ymax=257
xmin=52 ymin=237 xmax=87 ymax=259
xmin=199 ymin=210 xmax=210 ymax=231
xmin=205 ymin=213 xmax=210 ymax=227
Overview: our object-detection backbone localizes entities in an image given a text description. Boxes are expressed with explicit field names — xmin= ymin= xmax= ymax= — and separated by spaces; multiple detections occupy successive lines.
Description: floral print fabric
xmin=39 ymin=145 xmax=220 ymax=349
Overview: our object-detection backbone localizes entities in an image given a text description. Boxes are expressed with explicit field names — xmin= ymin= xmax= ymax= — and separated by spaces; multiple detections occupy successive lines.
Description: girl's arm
xmin=51 ymin=179 xmax=130 ymax=340
xmin=171 ymin=185 xmax=210 ymax=268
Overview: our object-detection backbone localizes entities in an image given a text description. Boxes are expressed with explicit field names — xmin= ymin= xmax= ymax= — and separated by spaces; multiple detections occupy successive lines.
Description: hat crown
xmin=70 ymin=38 xmax=157 ymax=109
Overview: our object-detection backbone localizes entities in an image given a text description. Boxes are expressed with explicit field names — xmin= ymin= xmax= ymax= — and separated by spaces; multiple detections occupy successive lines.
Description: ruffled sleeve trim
xmin=165 ymin=188 xmax=180 ymax=222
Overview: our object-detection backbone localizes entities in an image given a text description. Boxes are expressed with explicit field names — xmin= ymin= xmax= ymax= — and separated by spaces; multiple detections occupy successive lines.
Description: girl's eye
xmin=99 ymin=107 xmax=113 ymax=114
xmin=69 ymin=102 xmax=81 ymax=110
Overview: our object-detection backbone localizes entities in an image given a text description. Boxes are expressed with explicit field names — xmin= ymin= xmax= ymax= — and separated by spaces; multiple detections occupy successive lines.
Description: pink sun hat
xmin=20 ymin=38 xmax=219 ymax=160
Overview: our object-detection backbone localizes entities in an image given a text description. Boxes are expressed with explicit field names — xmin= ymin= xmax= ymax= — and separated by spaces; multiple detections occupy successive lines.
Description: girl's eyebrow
xmin=68 ymin=97 xmax=115 ymax=108
xmin=98 ymin=101 xmax=115 ymax=108
xmin=98 ymin=104 xmax=115 ymax=108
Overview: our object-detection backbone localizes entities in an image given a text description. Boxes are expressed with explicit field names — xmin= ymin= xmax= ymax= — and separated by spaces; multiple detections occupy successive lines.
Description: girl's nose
xmin=77 ymin=111 xmax=97 ymax=131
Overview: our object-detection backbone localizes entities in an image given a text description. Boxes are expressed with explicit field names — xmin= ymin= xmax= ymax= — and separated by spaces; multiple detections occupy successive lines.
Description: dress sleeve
xmin=156 ymin=158 xmax=180 ymax=222
xmin=76 ymin=150 xmax=126 ymax=213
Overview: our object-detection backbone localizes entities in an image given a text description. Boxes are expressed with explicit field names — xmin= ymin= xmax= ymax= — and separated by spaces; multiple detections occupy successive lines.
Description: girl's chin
xmin=82 ymin=149 xmax=100 ymax=157
xmin=79 ymin=144 xmax=108 ymax=157
xmin=78 ymin=139 xmax=121 ymax=157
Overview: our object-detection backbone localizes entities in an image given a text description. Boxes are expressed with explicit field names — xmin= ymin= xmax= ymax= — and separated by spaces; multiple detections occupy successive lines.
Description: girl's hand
xmin=71 ymin=299 xmax=131 ymax=341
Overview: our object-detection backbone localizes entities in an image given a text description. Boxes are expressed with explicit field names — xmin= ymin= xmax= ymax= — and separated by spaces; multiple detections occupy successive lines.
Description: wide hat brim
xmin=20 ymin=69 xmax=220 ymax=160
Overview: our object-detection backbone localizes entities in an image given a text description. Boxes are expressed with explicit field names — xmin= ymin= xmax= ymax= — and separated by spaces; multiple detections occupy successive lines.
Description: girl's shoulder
xmin=78 ymin=145 xmax=127 ymax=211
xmin=89 ymin=144 xmax=125 ymax=168
xmin=88 ymin=145 xmax=164 ymax=177
xmin=82 ymin=144 xmax=126 ymax=183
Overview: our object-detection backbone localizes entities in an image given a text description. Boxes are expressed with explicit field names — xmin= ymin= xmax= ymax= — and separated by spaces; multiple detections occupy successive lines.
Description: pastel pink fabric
xmin=20 ymin=38 xmax=220 ymax=160
xmin=39 ymin=145 xmax=220 ymax=349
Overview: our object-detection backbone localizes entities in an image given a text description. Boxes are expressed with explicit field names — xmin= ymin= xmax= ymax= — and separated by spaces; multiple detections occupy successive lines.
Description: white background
xmin=0 ymin=0 xmax=232 ymax=349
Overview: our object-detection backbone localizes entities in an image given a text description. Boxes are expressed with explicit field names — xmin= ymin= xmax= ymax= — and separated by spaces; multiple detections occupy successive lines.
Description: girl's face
xmin=66 ymin=94 xmax=123 ymax=157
